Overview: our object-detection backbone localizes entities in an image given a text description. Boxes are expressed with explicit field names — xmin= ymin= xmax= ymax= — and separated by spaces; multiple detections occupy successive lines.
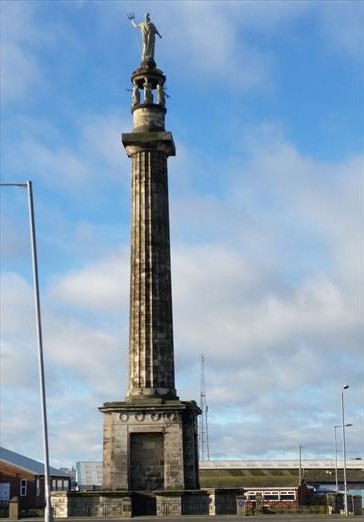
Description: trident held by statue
xmin=127 ymin=12 xmax=135 ymax=21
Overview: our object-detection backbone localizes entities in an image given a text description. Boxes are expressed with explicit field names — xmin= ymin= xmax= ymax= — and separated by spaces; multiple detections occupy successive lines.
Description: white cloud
xmin=317 ymin=1 xmax=364 ymax=60
xmin=0 ymin=0 xmax=87 ymax=105
xmin=44 ymin=318 xmax=124 ymax=396
xmin=50 ymin=248 xmax=129 ymax=313
xmin=3 ymin=113 xmax=128 ymax=193
xmin=0 ymin=2 xmax=42 ymax=103
xmin=0 ymin=274 xmax=40 ymax=383
xmin=169 ymin=131 xmax=362 ymax=458
xmin=173 ymin=244 xmax=356 ymax=362
xmin=0 ymin=267 xmax=127 ymax=466
xmin=0 ymin=41 xmax=42 ymax=104
xmin=0 ymin=273 xmax=33 ymax=328
xmin=155 ymin=2 xmax=274 ymax=91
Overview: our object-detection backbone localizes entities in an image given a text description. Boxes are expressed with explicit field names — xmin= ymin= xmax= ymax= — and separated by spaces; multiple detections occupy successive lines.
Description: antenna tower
xmin=199 ymin=354 xmax=210 ymax=461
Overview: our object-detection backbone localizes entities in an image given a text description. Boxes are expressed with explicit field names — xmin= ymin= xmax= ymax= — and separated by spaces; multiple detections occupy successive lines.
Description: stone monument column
xmin=125 ymin=68 xmax=177 ymax=400
xmin=99 ymin=31 xmax=200 ymax=495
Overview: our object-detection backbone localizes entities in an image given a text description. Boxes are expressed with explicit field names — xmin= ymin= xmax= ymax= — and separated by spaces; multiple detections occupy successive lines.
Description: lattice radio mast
xmin=199 ymin=354 xmax=210 ymax=461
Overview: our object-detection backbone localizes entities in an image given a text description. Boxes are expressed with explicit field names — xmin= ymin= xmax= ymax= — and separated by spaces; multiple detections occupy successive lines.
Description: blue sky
xmin=1 ymin=0 xmax=363 ymax=468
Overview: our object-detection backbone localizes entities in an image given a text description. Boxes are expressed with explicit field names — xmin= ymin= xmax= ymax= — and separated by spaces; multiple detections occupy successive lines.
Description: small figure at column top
xmin=157 ymin=83 xmax=165 ymax=106
xmin=128 ymin=13 xmax=162 ymax=63
xmin=143 ymin=80 xmax=153 ymax=104
xmin=132 ymin=82 xmax=140 ymax=106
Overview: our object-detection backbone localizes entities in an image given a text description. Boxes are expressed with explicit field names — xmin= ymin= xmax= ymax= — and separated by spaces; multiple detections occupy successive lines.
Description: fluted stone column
xmin=125 ymin=138 xmax=176 ymax=399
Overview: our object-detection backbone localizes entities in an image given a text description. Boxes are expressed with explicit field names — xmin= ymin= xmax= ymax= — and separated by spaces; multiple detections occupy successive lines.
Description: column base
xmin=99 ymin=399 xmax=200 ymax=491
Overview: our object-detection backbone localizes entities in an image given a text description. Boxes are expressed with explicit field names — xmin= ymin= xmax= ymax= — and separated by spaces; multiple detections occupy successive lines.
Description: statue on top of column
xmin=128 ymin=13 xmax=162 ymax=66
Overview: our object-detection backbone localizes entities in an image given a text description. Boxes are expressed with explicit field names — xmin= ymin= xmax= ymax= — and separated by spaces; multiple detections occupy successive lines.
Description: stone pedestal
xmin=100 ymin=399 xmax=200 ymax=491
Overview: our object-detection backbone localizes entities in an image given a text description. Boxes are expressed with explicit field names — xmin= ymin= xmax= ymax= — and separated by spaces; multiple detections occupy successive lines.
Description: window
xmin=20 ymin=480 xmax=27 ymax=497
xmin=56 ymin=480 xmax=68 ymax=491
xmin=264 ymin=492 xmax=279 ymax=501
xmin=36 ymin=479 xmax=40 ymax=497
xmin=280 ymin=491 xmax=295 ymax=501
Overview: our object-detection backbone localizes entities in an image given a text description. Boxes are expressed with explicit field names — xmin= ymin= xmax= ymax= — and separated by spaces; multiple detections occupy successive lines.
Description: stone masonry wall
xmin=51 ymin=492 xmax=132 ymax=519
xmin=100 ymin=401 xmax=200 ymax=491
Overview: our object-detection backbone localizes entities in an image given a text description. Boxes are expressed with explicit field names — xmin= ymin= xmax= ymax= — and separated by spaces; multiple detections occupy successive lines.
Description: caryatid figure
xmin=130 ymin=13 xmax=162 ymax=63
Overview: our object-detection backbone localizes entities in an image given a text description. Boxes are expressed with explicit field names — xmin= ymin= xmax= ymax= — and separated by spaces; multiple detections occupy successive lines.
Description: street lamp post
xmin=335 ymin=425 xmax=338 ymax=494
xmin=341 ymin=385 xmax=349 ymax=516
xmin=0 ymin=181 xmax=53 ymax=522
xmin=334 ymin=423 xmax=353 ymax=494
xmin=298 ymin=444 xmax=303 ymax=509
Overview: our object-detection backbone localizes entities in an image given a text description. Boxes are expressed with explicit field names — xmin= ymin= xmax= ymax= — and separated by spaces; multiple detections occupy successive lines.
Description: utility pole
xmin=199 ymin=354 xmax=210 ymax=461
xmin=298 ymin=444 xmax=302 ymax=509
xmin=341 ymin=385 xmax=350 ymax=516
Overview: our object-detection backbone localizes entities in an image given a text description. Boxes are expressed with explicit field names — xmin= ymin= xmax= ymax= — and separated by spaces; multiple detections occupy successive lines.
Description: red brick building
xmin=0 ymin=447 xmax=70 ymax=512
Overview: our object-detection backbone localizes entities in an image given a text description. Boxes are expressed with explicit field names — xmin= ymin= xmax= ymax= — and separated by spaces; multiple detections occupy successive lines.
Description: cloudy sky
xmin=1 ymin=0 xmax=363 ymax=469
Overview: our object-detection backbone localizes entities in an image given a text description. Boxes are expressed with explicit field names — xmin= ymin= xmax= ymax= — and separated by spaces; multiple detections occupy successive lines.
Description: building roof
xmin=199 ymin=461 xmax=364 ymax=489
xmin=0 ymin=447 xmax=70 ymax=478
xmin=200 ymin=459 xmax=364 ymax=470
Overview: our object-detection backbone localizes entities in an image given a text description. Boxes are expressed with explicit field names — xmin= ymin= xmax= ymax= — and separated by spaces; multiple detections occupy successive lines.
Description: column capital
xmin=122 ymin=131 xmax=176 ymax=157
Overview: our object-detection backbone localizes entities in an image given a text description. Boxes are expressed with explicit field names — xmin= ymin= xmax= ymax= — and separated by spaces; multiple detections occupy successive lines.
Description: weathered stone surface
xmin=100 ymin=65 xmax=200 ymax=499
xmin=156 ymin=493 xmax=182 ymax=516
xmin=127 ymin=148 xmax=176 ymax=400
xmin=51 ymin=489 xmax=241 ymax=518
xmin=132 ymin=106 xmax=166 ymax=132
xmin=51 ymin=492 xmax=132 ymax=519
xmin=122 ymin=132 xmax=175 ymax=157
xmin=130 ymin=433 xmax=164 ymax=490
xmin=99 ymin=400 xmax=200 ymax=491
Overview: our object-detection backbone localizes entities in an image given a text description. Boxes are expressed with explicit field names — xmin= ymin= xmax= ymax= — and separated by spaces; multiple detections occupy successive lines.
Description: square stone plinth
xmin=99 ymin=399 xmax=200 ymax=491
